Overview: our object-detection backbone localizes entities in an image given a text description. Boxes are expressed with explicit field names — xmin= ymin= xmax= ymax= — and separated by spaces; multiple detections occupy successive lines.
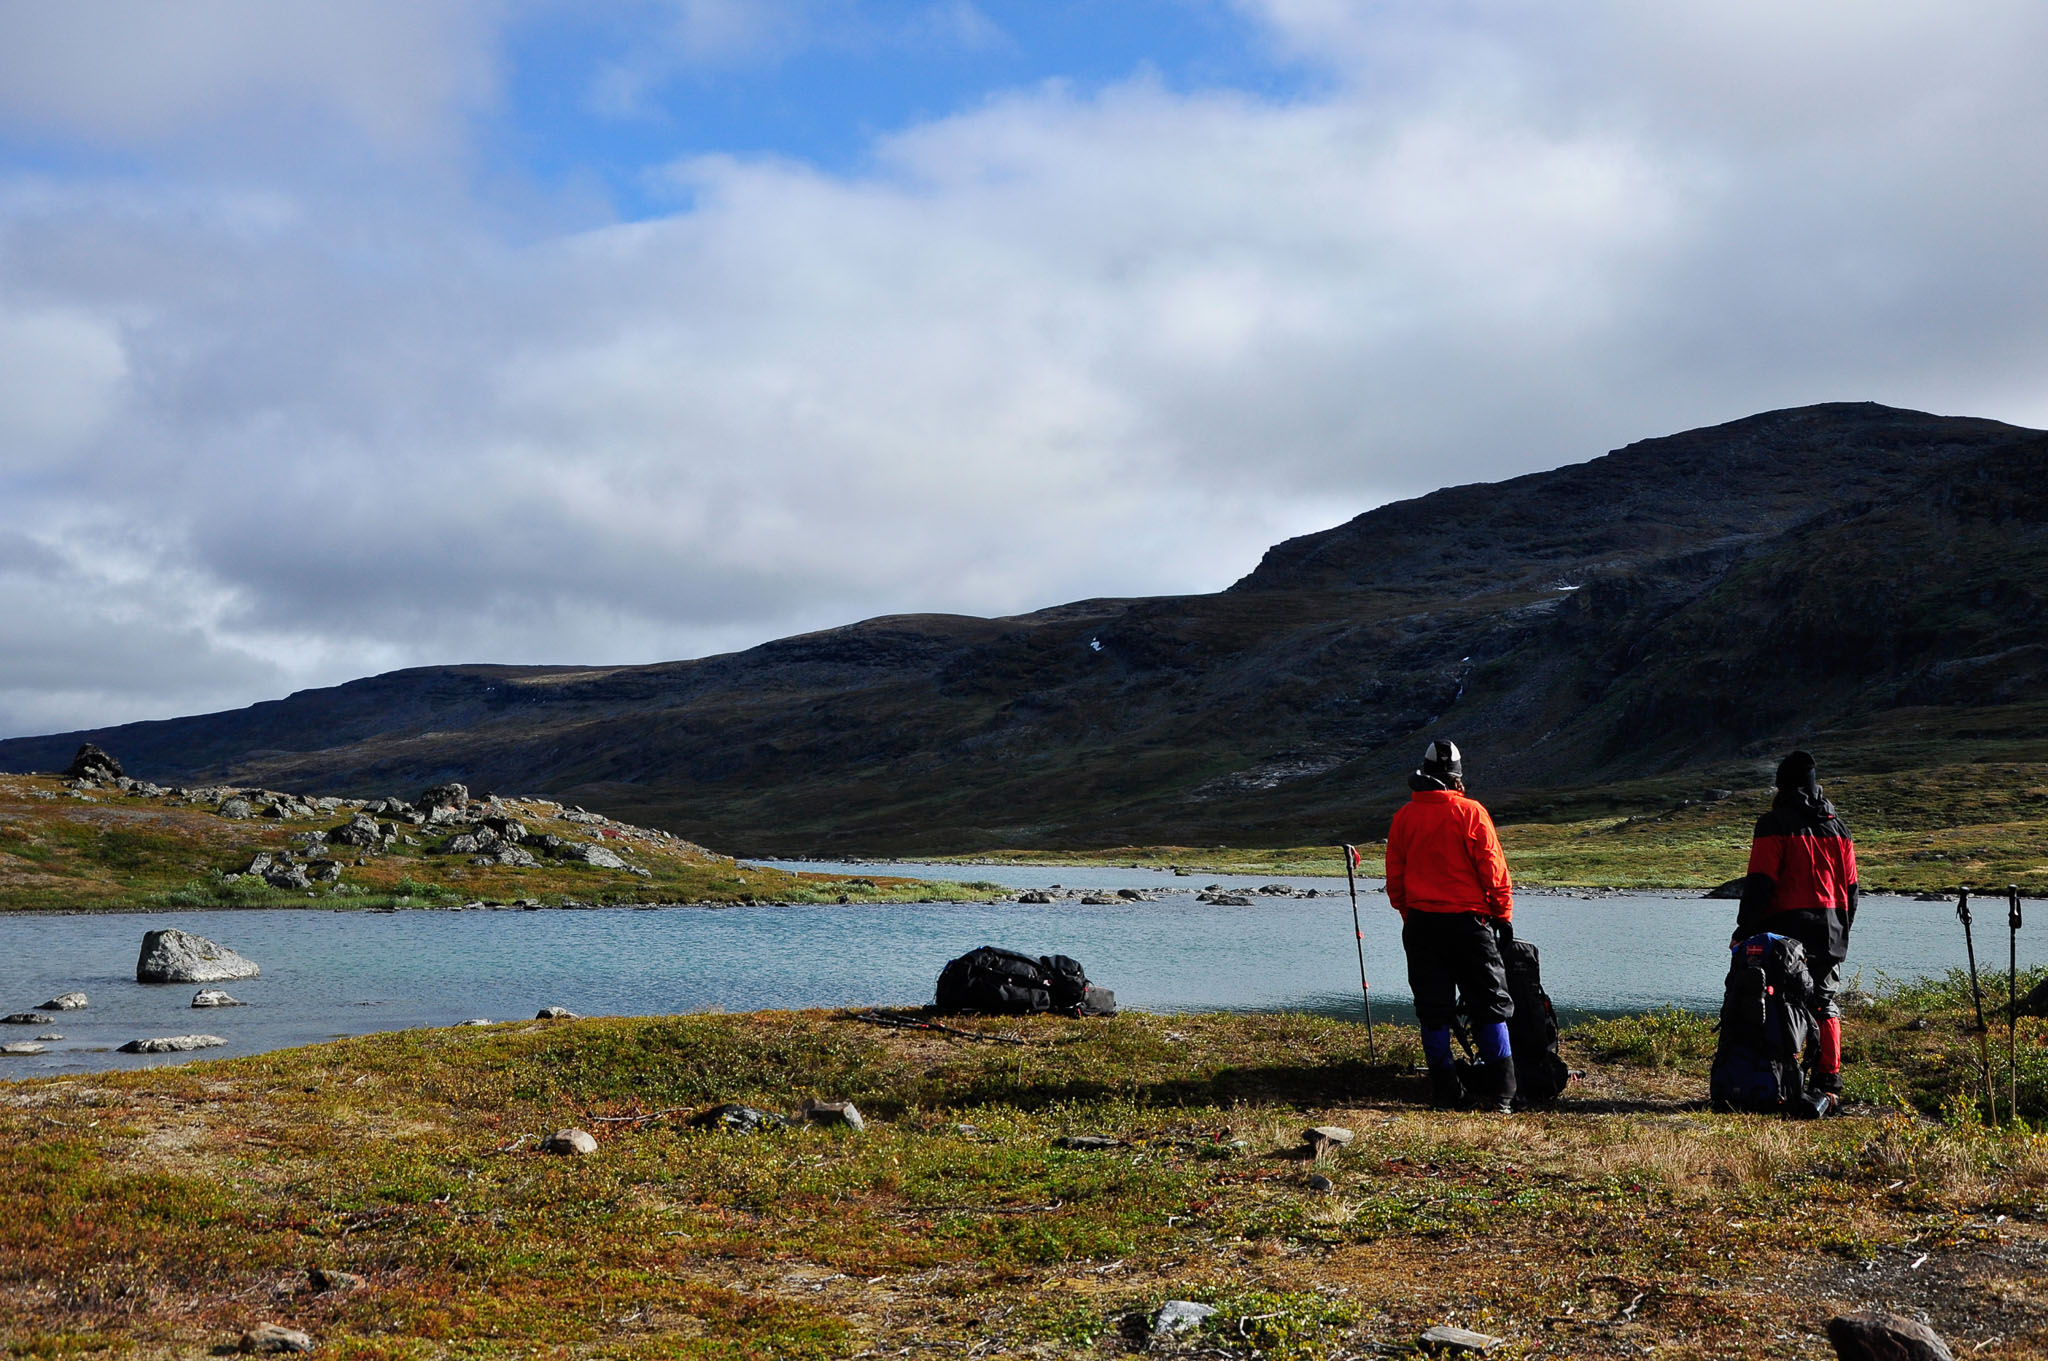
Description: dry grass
xmin=4 ymin=1003 xmax=2048 ymax=1359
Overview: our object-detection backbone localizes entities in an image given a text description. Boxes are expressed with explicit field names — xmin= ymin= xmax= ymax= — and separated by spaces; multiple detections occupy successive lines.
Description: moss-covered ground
xmin=8 ymin=984 xmax=2048 ymax=1358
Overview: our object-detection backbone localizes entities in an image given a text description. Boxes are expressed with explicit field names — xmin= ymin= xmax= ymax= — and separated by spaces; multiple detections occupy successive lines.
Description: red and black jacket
xmin=1734 ymin=788 xmax=1858 ymax=961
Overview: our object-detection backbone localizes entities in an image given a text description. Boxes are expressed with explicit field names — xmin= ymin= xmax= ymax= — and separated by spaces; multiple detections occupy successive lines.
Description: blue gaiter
xmin=1477 ymin=1021 xmax=1513 ymax=1063
xmin=1421 ymin=1025 xmax=1455 ymax=1071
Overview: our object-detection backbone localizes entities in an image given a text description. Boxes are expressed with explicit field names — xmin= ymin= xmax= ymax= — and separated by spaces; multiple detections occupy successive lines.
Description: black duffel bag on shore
xmin=934 ymin=946 xmax=1117 ymax=1017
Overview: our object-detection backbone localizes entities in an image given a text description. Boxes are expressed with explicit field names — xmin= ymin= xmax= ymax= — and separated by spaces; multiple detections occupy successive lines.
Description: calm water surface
xmin=0 ymin=860 xmax=2004 ymax=1076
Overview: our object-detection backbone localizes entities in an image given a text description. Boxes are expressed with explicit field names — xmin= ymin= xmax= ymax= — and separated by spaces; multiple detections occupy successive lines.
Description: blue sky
xmin=2 ymin=0 xmax=2047 ymax=737
xmin=497 ymin=1 xmax=1311 ymax=217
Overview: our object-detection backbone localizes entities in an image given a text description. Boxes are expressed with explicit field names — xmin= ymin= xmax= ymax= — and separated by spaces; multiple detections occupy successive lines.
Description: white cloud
xmin=3 ymin=1 xmax=2048 ymax=736
xmin=0 ymin=0 xmax=501 ymax=155
xmin=0 ymin=306 xmax=127 ymax=468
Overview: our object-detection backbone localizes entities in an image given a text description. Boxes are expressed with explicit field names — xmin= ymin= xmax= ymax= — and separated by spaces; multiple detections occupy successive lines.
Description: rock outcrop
xmin=137 ymin=928 xmax=261 ymax=983
xmin=64 ymin=743 xmax=124 ymax=781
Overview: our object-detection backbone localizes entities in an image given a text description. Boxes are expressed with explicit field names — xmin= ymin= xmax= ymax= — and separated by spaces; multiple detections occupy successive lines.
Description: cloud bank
xmin=2 ymin=0 xmax=2046 ymax=735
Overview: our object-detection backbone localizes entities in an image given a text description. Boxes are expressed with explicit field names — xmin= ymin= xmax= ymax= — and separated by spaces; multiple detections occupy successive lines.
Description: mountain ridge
xmin=5 ymin=401 xmax=2045 ymax=854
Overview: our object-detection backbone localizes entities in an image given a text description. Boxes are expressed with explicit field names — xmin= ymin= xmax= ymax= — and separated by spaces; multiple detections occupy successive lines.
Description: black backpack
xmin=1709 ymin=932 xmax=1822 ymax=1116
xmin=1501 ymin=937 xmax=1572 ymax=1107
xmin=934 ymin=946 xmax=1116 ymax=1017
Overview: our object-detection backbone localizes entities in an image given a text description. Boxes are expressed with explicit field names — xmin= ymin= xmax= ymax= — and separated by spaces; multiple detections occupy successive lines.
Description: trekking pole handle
xmin=2013 ymin=884 xmax=2024 ymax=931
xmin=1958 ymin=886 xmax=1972 ymax=927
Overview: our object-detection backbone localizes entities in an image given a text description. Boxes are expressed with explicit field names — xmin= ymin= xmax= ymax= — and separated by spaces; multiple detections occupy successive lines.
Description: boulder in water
xmin=137 ymin=928 xmax=261 ymax=983
xmin=41 ymin=991 xmax=88 ymax=1011
xmin=1704 ymin=877 xmax=1748 ymax=900
xmin=192 ymin=989 xmax=245 ymax=1008
xmin=1 ymin=1012 xmax=52 ymax=1025
xmin=119 ymin=1034 xmax=227 ymax=1053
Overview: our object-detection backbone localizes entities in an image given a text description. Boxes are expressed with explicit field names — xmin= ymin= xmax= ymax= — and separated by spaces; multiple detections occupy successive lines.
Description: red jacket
xmin=1385 ymin=789 xmax=1514 ymax=921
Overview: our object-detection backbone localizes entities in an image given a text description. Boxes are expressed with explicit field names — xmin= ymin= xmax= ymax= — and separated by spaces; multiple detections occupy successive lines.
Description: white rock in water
xmin=119 ymin=1034 xmax=228 ymax=1054
xmin=137 ymin=928 xmax=260 ymax=983
xmin=543 ymin=1128 xmax=599 ymax=1155
xmin=193 ymin=989 xmax=245 ymax=1008
xmin=0 ymin=1041 xmax=47 ymax=1056
xmin=41 ymin=991 xmax=88 ymax=1010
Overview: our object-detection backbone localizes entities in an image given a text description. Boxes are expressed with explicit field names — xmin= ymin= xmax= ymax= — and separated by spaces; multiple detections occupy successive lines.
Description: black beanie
xmin=1775 ymin=750 xmax=1818 ymax=792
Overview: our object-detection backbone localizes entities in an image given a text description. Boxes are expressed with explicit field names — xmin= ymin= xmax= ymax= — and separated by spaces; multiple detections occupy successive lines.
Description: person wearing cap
xmin=1382 ymin=738 xmax=1518 ymax=1111
xmin=1733 ymin=750 xmax=1857 ymax=1108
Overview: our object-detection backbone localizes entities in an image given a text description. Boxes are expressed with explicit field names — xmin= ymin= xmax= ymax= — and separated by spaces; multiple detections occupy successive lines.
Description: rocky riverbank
xmin=0 ymin=745 xmax=997 ymax=912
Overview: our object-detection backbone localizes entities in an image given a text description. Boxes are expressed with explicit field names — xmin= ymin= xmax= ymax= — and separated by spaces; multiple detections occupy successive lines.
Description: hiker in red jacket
xmin=1384 ymin=739 xmax=1517 ymax=1111
xmin=1735 ymin=750 xmax=1857 ymax=1107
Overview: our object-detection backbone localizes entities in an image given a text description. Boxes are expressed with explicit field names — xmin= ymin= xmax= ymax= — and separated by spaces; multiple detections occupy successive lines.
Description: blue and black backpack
xmin=1709 ymin=932 xmax=1823 ymax=1116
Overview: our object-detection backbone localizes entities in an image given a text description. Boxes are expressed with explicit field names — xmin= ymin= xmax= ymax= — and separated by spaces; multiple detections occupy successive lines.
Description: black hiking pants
xmin=1402 ymin=911 xmax=1515 ymax=1029
xmin=1760 ymin=908 xmax=1848 ymax=1019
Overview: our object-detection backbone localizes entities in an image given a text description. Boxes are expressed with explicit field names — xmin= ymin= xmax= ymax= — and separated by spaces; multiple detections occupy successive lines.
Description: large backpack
xmin=1501 ymin=937 xmax=1572 ymax=1107
xmin=934 ymin=946 xmax=1116 ymax=1017
xmin=1709 ymin=932 xmax=1819 ymax=1116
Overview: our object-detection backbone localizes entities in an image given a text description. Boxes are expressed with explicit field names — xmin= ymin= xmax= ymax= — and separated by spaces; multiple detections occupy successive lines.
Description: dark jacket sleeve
xmin=1733 ymin=824 xmax=1780 ymax=942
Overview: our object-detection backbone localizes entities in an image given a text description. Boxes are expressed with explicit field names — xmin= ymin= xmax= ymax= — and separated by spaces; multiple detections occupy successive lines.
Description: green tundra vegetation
xmin=0 ymin=775 xmax=993 ymax=913
xmin=943 ymin=761 xmax=2048 ymax=896
xmin=5 ymin=980 xmax=2048 ymax=1359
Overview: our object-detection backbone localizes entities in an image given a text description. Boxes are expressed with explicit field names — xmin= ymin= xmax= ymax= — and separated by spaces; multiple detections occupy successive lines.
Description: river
xmin=0 ymin=861 xmax=2002 ymax=1075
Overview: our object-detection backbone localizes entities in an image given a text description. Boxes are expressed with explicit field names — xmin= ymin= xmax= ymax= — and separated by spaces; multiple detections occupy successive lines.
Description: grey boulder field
xmin=136 ymin=928 xmax=261 ymax=983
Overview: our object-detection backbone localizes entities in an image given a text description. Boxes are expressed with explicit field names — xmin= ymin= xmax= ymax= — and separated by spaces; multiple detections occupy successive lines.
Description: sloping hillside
xmin=4 ymin=402 xmax=2044 ymax=854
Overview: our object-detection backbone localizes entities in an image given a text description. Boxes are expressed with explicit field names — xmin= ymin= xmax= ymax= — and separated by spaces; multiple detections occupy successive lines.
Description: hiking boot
xmin=1474 ymin=1058 xmax=1518 ymax=1114
xmin=1427 ymin=1065 xmax=1467 ymax=1109
xmin=1813 ymin=1071 xmax=1843 ymax=1097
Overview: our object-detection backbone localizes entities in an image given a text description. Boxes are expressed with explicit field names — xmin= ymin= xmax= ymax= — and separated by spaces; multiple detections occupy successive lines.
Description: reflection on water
xmin=0 ymin=860 xmax=1999 ymax=1076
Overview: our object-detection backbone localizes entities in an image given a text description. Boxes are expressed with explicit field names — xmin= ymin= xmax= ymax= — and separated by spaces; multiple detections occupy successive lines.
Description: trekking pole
xmin=1959 ymin=888 xmax=1998 ymax=1122
xmin=2011 ymin=884 xmax=2024 ymax=1123
xmin=1342 ymin=845 xmax=1378 ymax=1062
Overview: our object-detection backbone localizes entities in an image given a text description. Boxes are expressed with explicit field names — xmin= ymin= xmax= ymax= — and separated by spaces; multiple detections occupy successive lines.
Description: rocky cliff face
xmin=5 ymin=403 xmax=2044 ymax=853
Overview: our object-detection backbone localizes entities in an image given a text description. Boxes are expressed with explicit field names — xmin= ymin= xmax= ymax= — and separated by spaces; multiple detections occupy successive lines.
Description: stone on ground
xmin=238 ymin=1323 xmax=313 ymax=1354
xmin=535 ymin=1006 xmax=579 ymax=1019
xmin=306 ymin=1268 xmax=364 ymax=1294
xmin=1420 ymin=1324 xmax=1505 ymax=1354
xmin=543 ymin=1128 xmax=599 ymax=1155
xmin=137 ymin=928 xmax=260 ymax=983
xmin=801 ymin=1099 xmax=866 ymax=1131
xmin=1152 ymin=1301 xmax=1217 ymax=1336
xmin=692 ymin=1104 xmax=790 ymax=1133
xmin=1826 ymin=1311 xmax=1955 ymax=1361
